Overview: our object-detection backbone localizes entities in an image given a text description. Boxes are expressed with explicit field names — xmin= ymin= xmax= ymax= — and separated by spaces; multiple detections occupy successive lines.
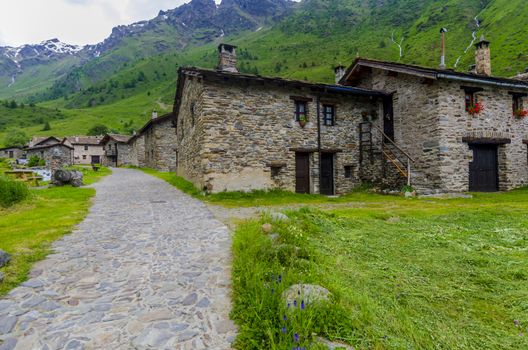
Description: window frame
xmin=294 ymin=100 xmax=307 ymax=122
xmin=344 ymin=165 xmax=353 ymax=179
xmin=322 ymin=104 xmax=336 ymax=126
xmin=84 ymin=145 xmax=89 ymax=151
xmin=510 ymin=92 xmax=527 ymax=114
xmin=461 ymin=86 xmax=483 ymax=112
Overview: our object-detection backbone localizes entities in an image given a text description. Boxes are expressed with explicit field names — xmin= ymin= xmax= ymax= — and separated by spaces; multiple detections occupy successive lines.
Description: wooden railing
xmin=359 ymin=122 xmax=415 ymax=186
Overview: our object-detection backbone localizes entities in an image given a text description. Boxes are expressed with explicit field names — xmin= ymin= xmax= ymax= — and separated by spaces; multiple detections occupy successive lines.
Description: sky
xmin=0 ymin=0 xmax=219 ymax=47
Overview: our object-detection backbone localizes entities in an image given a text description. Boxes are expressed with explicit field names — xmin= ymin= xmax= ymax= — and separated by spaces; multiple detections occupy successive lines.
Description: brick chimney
xmin=334 ymin=65 xmax=346 ymax=84
xmin=217 ymin=44 xmax=238 ymax=73
xmin=475 ymin=35 xmax=491 ymax=76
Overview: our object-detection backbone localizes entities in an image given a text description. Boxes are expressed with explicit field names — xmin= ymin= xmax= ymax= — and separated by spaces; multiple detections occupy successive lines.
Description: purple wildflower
xmin=283 ymin=315 xmax=287 ymax=321
xmin=301 ymin=300 xmax=305 ymax=310
xmin=293 ymin=300 xmax=297 ymax=307
xmin=294 ymin=333 xmax=300 ymax=342
xmin=287 ymin=303 xmax=291 ymax=308
xmin=281 ymin=326 xmax=287 ymax=334
xmin=278 ymin=275 xmax=282 ymax=283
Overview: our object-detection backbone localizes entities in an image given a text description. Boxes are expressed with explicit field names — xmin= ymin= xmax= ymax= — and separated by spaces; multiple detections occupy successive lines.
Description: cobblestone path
xmin=0 ymin=168 xmax=236 ymax=350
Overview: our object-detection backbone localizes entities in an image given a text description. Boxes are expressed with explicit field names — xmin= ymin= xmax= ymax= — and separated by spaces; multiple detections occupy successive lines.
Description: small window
xmin=323 ymin=104 xmax=335 ymax=126
xmin=82 ymin=155 xmax=87 ymax=160
xmin=465 ymin=92 xmax=477 ymax=112
xmin=344 ymin=166 xmax=353 ymax=179
xmin=513 ymin=95 xmax=524 ymax=113
xmin=84 ymin=145 xmax=89 ymax=151
xmin=271 ymin=167 xmax=281 ymax=178
xmin=294 ymin=101 xmax=307 ymax=121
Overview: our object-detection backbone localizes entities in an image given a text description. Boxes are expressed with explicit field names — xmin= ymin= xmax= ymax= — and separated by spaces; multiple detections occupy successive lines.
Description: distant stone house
xmin=340 ymin=37 xmax=528 ymax=193
xmin=0 ymin=147 xmax=24 ymax=159
xmin=100 ymin=134 xmax=133 ymax=167
xmin=173 ymin=44 xmax=387 ymax=194
xmin=26 ymin=139 xmax=73 ymax=169
xmin=128 ymin=112 xmax=177 ymax=171
xmin=64 ymin=136 xmax=104 ymax=165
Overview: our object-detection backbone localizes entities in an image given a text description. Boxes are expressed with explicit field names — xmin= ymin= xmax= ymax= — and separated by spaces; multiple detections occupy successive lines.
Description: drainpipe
xmin=436 ymin=73 xmax=528 ymax=90
xmin=316 ymin=95 xmax=322 ymax=194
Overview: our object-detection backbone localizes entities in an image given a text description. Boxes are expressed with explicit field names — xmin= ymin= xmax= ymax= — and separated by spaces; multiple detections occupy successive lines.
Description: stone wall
xmin=27 ymin=145 xmax=73 ymax=170
xmin=102 ymin=141 xmax=133 ymax=167
xmin=129 ymin=135 xmax=146 ymax=168
xmin=144 ymin=118 xmax=177 ymax=172
xmin=437 ymin=80 xmax=528 ymax=191
xmin=72 ymin=145 xmax=104 ymax=165
xmin=176 ymin=73 xmax=383 ymax=194
xmin=354 ymin=69 xmax=444 ymax=192
xmin=0 ymin=148 xmax=24 ymax=159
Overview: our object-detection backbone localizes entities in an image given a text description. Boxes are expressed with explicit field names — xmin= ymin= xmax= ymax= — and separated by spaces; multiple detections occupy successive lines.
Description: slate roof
xmin=65 ymin=136 xmax=103 ymax=145
xmin=28 ymin=136 xmax=62 ymax=148
xmin=100 ymin=134 xmax=132 ymax=144
xmin=128 ymin=113 xmax=174 ymax=143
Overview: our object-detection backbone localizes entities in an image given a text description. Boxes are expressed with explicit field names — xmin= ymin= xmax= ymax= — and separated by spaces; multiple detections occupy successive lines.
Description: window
xmin=344 ymin=166 xmax=353 ymax=179
xmin=82 ymin=155 xmax=87 ymax=160
xmin=512 ymin=94 xmax=525 ymax=113
xmin=294 ymin=101 xmax=307 ymax=121
xmin=465 ymin=91 xmax=477 ymax=112
xmin=271 ymin=167 xmax=281 ymax=178
xmin=323 ymin=104 xmax=335 ymax=126
xmin=84 ymin=145 xmax=89 ymax=151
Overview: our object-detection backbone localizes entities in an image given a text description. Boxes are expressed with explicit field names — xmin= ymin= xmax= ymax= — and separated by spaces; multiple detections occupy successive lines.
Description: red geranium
xmin=513 ymin=109 xmax=528 ymax=118
xmin=468 ymin=102 xmax=484 ymax=116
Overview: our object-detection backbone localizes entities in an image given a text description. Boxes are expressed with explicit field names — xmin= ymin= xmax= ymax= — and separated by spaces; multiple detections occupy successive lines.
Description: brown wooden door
xmin=320 ymin=153 xmax=334 ymax=195
xmin=295 ymin=153 xmax=310 ymax=194
xmin=469 ymin=145 xmax=498 ymax=192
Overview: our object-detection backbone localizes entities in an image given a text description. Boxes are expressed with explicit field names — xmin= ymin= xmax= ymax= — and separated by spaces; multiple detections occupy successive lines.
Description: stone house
xmin=0 ymin=147 xmax=24 ymax=159
xmin=339 ymin=37 xmax=528 ymax=193
xmin=173 ymin=44 xmax=387 ymax=194
xmin=100 ymin=134 xmax=133 ymax=167
xmin=128 ymin=112 xmax=177 ymax=171
xmin=64 ymin=136 xmax=104 ymax=165
xmin=26 ymin=139 xmax=73 ymax=169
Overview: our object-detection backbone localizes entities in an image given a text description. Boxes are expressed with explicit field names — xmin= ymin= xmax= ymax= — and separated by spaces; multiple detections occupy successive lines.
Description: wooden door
xmin=91 ymin=155 xmax=101 ymax=164
xmin=383 ymin=96 xmax=394 ymax=142
xmin=469 ymin=145 xmax=498 ymax=192
xmin=295 ymin=153 xmax=310 ymax=194
xmin=8 ymin=151 xmax=13 ymax=158
xmin=320 ymin=153 xmax=334 ymax=195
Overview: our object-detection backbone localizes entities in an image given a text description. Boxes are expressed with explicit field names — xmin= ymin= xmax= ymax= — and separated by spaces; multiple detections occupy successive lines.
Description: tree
xmin=87 ymin=124 xmax=109 ymax=136
xmin=4 ymin=128 xmax=28 ymax=147
xmin=8 ymin=100 xmax=17 ymax=109
xmin=42 ymin=121 xmax=51 ymax=131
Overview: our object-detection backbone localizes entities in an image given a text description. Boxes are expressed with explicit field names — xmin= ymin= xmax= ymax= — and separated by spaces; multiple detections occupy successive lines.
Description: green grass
xmin=0 ymin=176 xmax=30 ymax=207
xmin=0 ymin=166 xmax=110 ymax=296
xmin=231 ymin=188 xmax=528 ymax=349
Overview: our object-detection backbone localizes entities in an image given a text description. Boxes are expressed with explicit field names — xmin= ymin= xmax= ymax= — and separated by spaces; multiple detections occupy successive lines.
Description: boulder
xmin=282 ymin=284 xmax=331 ymax=306
xmin=261 ymin=223 xmax=273 ymax=234
xmin=0 ymin=249 xmax=10 ymax=268
xmin=270 ymin=212 xmax=289 ymax=221
xmin=317 ymin=337 xmax=355 ymax=350
xmin=52 ymin=170 xmax=84 ymax=187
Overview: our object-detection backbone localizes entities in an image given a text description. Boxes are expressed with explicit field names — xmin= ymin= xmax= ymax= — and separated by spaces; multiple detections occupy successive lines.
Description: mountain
xmin=1 ymin=0 xmax=528 ymax=146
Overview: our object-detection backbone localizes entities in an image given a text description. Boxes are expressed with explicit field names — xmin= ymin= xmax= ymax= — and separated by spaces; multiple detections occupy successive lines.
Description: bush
xmin=27 ymin=156 xmax=45 ymax=167
xmin=0 ymin=176 xmax=30 ymax=207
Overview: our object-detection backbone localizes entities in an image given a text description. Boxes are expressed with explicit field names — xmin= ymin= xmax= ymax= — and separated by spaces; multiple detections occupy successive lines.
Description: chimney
xmin=75 ymin=136 xmax=79 ymax=143
xmin=152 ymin=111 xmax=158 ymax=119
xmin=475 ymin=35 xmax=491 ymax=76
xmin=217 ymin=44 xmax=238 ymax=73
xmin=439 ymin=28 xmax=448 ymax=69
xmin=334 ymin=65 xmax=346 ymax=84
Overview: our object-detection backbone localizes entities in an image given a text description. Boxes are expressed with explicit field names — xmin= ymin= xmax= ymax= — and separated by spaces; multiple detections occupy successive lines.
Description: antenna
xmin=439 ymin=27 xmax=448 ymax=69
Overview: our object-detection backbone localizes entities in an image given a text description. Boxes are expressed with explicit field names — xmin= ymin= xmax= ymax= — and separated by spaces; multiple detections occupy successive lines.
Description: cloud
xmin=0 ymin=0 xmax=192 ymax=46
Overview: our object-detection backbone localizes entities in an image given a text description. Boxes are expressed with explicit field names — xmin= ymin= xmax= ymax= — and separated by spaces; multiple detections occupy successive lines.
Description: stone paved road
xmin=0 ymin=168 xmax=236 ymax=350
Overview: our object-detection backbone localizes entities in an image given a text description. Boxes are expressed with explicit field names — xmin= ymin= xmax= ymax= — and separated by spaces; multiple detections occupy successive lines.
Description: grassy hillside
xmin=1 ymin=0 xmax=527 ymax=142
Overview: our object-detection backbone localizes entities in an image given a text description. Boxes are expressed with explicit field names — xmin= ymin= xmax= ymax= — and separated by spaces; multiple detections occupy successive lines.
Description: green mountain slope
xmin=1 ymin=0 xmax=528 ymax=147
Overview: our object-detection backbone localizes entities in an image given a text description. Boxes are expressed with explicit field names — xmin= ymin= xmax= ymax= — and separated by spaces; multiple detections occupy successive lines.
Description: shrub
xmin=0 ymin=176 xmax=30 ymax=207
xmin=28 ymin=156 xmax=45 ymax=167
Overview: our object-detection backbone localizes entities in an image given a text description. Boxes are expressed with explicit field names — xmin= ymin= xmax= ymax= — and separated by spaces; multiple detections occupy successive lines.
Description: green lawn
xmin=231 ymin=189 xmax=528 ymax=350
xmin=0 ymin=167 xmax=110 ymax=296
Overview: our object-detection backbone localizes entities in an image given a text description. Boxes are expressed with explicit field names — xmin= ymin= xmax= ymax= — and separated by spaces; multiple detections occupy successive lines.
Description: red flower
xmin=468 ymin=102 xmax=484 ymax=115
xmin=513 ymin=109 xmax=528 ymax=118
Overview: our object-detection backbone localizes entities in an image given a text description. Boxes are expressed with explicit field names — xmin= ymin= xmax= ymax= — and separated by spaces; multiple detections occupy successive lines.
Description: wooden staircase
xmin=359 ymin=122 xmax=415 ymax=186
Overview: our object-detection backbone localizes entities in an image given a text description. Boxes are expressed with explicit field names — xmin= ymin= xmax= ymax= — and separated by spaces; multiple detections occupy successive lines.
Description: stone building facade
xmin=129 ymin=113 xmax=177 ymax=171
xmin=173 ymin=51 xmax=386 ymax=194
xmin=0 ymin=147 xmax=24 ymax=159
xmin=64 ymin=136 xmax=104 ymax=165
xmin=26 ymin=142 xmax=73 ymax=170
xmin=340 ymin=40 xmax=528 ymax=193
xmin=100 ymin=134 xmax=133 ymax=167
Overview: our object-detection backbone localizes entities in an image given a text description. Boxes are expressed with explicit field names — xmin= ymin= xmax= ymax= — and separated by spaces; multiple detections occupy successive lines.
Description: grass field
xmin=231 ymin=188 xmax=528 ymax=350
xmin=0 ymin=167 xmax=110 ymax=296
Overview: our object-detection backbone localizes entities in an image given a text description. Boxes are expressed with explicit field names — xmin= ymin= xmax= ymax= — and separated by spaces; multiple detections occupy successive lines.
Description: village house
xmin=172 ymin=40 xmax=528 ymax=194
xmin=64 ymin=136 xmax=104 ymax=165
xmin=100 ymin=134 xmax=133 ymax=167
xmin=340 ymin=36 xmax=528 ymax=193
xmin=128 ymin=112 xmax=177 ymax=171
xmin=26 ymin=136 xmax=73 ymax=169
xmin=173 ymin=44 xmax=387 ymax=194
xmin=0 ymin=146 xmax=24 ymax=159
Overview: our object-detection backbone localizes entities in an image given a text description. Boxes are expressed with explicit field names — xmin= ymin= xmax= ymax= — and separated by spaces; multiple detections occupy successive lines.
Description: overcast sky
xmin=0 ymin=0 xmax=220 ymax=47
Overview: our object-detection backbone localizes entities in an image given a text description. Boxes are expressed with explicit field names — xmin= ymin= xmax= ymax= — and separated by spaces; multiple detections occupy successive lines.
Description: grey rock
xmin=65 ymin=339 xmax=84 ymax=350
xmin=181 ymin=293 xmax=198 ymax=306
xmin=282 ymin=284 xmax=331 ymax=306
xmin=270 ymin=212 xmax=289 ymax=221
xmin=21 ymin=296 xmax=46 ymax=308
xmin=0 ymin=250 xmax=10 ymax=268
xmin=179 ymin=330 xmax=199 ymax=342
xmin=21 ymin=280 xmax=44 ymax=288
xmin=317 ymin=337 xmax=355 ymax=350
xmin=0 ymin=315 xmax=17 ymax=335
xmin=196 ymin=297 xmax=210 ymax=308
xmin=0 ymin=338 xmax=17 ymax=350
